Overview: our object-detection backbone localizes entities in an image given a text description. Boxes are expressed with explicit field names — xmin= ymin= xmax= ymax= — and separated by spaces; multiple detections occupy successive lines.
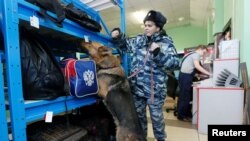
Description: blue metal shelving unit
xmin=0 ymin=0 xmax=126 ymax=140
xmin=0 ymin=52 xmax=8 ymax=141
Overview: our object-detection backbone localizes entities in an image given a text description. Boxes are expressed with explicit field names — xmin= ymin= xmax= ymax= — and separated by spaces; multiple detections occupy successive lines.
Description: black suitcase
xmin=27 ymin=116 xmax=88 ymax=141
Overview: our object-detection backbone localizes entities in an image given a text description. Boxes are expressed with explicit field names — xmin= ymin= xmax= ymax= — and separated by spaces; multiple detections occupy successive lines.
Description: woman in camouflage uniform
xmin=111 ymin=10 xmax=180 ymax=141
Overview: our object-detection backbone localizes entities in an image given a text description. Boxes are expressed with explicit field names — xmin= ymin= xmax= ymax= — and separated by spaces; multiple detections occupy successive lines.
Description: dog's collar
xmin=97 ymin=66 xmax=125 ymax=77
xmin=98 ymin=66 xmax=120 ymax=70
xmin=98 ymin=66 xmax=121 ymax=73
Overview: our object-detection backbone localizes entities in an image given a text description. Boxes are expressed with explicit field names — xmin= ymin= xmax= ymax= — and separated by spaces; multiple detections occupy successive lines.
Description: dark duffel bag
xmin=20 ymin=31 xmax=66 ymax=100
xmin=65 ymin=3 xmax=102 ymax=32
xmin=26 ymin=0 xmax=65 ymax=27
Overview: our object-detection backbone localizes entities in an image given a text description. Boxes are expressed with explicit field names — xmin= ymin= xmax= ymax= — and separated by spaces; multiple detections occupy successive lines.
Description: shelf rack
xmin=0 ymin=0 xmax=125 ymax=140
xmin=0 ymin=52 xmax=8 ymax=141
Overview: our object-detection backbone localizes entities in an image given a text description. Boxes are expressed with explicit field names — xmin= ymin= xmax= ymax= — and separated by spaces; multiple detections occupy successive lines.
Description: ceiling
xmin=97 ymin=0 xmax=213 ymax=36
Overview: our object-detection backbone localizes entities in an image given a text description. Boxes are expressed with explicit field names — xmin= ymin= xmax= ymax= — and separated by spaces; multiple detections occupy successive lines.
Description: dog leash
xmin=150 ymin=66 xmax=154 ymax=103
xmin=127 ymin=48 xmax=155 ymax=103
xmin=128 ymin=49 xmax=150 ymax=79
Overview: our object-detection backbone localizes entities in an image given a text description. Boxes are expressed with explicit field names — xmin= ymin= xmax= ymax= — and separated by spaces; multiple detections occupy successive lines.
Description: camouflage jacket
xmin=116 ymin=32 xmax=180 ymax=98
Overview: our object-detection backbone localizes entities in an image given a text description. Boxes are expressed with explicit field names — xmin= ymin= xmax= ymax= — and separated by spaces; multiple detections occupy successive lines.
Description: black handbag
xmin=26 ymin=0 xmax=65 ymax=27
xmin=65 ymin=3 xmax=102 ymax=32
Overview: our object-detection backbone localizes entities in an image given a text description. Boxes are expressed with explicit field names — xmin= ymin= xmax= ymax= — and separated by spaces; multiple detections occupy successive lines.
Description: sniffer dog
xmin=82 ymin=41 xmax=146 ymax=141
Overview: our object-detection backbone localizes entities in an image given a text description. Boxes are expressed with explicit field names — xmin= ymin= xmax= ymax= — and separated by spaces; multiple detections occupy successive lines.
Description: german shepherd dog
xmin=82 ymin=41 xmax=146 ymax=141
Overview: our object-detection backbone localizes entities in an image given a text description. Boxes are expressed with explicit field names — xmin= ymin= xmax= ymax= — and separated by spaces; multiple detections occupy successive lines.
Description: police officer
xmin=111 ymin=10 xmax=179 ymax=141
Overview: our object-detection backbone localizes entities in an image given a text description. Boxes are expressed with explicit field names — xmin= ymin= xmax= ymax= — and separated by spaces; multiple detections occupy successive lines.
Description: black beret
xmin=143 ymin=10 xmax=167 ymax=29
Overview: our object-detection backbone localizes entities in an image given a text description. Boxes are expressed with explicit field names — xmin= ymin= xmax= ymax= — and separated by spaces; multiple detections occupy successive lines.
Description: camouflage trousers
xmin=133 ymin=93 xmax=167 ymax=140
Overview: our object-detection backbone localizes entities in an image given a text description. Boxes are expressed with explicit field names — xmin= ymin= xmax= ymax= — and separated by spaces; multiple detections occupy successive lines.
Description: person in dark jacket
xmin=111 ymin=10 xmax=180 ymax=141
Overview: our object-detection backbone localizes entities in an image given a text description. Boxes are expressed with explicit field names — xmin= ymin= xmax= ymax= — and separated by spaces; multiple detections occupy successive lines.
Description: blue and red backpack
xmin=61 ymin=58 xmax=98 ymax=98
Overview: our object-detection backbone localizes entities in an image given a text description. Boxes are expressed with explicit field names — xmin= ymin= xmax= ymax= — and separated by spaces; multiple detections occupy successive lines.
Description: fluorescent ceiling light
xmin=88 ymin=0 xmax=112 ymax=7
xmin=133 ymin=10 xmax=147 ymax=24
xmin=94 ymin=2 xmax=115 ymax=11
xmin=80 ymin=0 xmax=94 ymax=4
xmin=80 ymin=0 xmax=116 ymax=11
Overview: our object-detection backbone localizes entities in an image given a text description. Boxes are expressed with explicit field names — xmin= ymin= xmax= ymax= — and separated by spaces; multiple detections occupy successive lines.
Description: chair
xmin=165 ymin=71 xmax=179 ymax=116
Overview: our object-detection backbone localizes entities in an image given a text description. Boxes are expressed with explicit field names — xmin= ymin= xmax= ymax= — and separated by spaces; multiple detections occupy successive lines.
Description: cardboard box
xmin=219 ymin=39 xmax=239 ymax=59
xmin=194 ymin=87 xmax=244 ymax=134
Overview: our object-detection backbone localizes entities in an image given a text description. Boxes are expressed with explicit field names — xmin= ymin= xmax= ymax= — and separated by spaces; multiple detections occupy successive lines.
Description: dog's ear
xmin=98 ymin=46 xmax=112 ymax=56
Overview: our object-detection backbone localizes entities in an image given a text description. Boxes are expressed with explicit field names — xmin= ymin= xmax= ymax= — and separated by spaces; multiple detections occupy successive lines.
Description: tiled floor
xmin=146 ymin=97 xmax=208 ymax=141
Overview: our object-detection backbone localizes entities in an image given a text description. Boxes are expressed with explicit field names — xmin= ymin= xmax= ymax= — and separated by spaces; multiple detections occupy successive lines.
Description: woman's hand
xmin=149 ymin=42 xmax=161 ymax=57
xmin=111 ymin=29 xmax=120 ymax=39
xmin=149 ymin=42 xmax=160 ymax=52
